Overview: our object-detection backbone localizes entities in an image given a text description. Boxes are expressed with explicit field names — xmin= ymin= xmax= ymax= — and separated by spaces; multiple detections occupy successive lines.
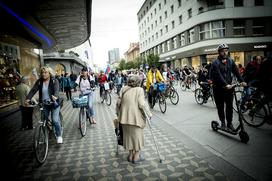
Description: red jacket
xmin=98 ymin=74 xmax=107 ymax=84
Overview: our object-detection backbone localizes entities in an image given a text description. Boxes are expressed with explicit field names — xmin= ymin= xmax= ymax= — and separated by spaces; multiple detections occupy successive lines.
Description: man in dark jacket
xmin=210 ymin=44 xmax=246 ymax=131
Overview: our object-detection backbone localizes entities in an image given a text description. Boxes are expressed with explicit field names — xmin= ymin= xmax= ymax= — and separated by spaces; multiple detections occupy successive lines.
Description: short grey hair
xmin=127 ymin=75 xmax=141 ymax=87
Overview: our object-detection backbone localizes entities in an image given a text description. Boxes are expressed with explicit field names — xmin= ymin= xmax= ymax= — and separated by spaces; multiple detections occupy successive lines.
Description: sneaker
xmin=57 ymin=137 xmax=63 ymax=144
xmin=221 ymin=122 xmax=226 ymax=129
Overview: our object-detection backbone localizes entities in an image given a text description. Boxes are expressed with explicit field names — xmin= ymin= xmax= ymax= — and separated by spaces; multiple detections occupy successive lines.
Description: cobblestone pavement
xmin=0 ymin=90 xmax=248 ymax=180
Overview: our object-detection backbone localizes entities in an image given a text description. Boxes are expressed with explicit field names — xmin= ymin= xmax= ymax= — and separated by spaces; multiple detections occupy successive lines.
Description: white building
xmin=137 ymin=0 xmax=272 ymax=69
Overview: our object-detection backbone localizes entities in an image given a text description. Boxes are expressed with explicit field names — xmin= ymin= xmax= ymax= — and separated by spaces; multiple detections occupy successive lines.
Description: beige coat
xmin=119 ymin=86 xmax=152 ymax=128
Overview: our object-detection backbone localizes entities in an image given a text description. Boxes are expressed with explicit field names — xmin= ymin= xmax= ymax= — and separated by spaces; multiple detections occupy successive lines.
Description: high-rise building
xmin=108 ymin=48 xmax=120 ymax=64
xmin=137 ymin=0 xmax=272 ymax=69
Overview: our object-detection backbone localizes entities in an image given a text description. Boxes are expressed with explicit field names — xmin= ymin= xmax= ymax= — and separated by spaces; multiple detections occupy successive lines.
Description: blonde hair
xmin=40 ymin=66 xmax=55 ymax=77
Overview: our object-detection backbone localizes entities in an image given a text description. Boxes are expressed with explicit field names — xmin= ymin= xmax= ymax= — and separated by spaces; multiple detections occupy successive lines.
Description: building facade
xmin=108 ymin=48 xmax=120 ymax=64
xmin=137 ymin=0 xmax=272 ymax=70
xmin=124 ymin=43 xmax=140 ymax=62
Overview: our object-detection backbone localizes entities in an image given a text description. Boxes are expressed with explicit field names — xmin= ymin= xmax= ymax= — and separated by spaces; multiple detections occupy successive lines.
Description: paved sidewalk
xmin=0 ymin=90 xmax=252 ymax=180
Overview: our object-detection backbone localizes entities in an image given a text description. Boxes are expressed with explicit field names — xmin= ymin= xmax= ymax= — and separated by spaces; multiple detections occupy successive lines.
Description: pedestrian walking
xmin=63 ymin=73 xmax=72 ymax=100
xmin=16 ymin=76 xmax=36 ymax=130
xmin=117 ymin=75 xmax=152 ymax=164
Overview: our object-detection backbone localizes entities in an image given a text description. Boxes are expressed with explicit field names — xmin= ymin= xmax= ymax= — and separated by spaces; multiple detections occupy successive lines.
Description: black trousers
xmin=20 ymin=106 xmax=34 ymax=129
xmin=213 ymin=88 xmax=234 ymax=125
xmin=64 ymin=87 xmax=72 ymax=100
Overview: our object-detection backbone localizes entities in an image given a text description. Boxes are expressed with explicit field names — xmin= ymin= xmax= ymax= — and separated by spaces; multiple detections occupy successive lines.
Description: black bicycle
xmin=33 ymin=100 xmax=63 ymax=165
xmin=195 ymin=83 xmax=215 ymax=105
xmin=150 ymin=83 xmax=167 ymax=113
xmin=165 ymin=82 xmax=179 ymax=105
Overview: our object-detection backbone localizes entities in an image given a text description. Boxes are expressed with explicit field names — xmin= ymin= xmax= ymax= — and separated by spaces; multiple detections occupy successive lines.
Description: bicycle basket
xmin=72 ymin=96 xmax=88 ymax=108
xmin=157 ymin=83 xmax=166 ymax=92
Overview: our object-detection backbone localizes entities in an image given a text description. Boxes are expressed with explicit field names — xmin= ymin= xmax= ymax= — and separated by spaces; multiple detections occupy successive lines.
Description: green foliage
xmin=147 ymin=54 xmax=161 ymax=68
xmin=118 ymin=59 xmax=126 ymax=70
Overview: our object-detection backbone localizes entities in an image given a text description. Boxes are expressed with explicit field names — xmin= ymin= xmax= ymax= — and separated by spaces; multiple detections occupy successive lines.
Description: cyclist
xmin=183 ymin=65 xmax=192 ymax=88
xmin=197 ymin=64 xmax=210 ymax=103
xmin=210 ymin=43 xmax=247 ymax=131
xmin=240 ymin=55 xmax=262 ymax=111
xmin=146 ymin=64 xmax=164 ymax=107
xmin=75 ymin=67 xmax=96 ymax=124
xmin=98 ymin=70 xmax=108 ymax=97
xmin=25 ymin=66 xmax=63 ymax=144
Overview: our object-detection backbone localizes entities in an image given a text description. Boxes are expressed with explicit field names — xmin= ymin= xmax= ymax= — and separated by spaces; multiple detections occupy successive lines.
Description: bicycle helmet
xmin=217 ymin=43 xmax=229 ymax=51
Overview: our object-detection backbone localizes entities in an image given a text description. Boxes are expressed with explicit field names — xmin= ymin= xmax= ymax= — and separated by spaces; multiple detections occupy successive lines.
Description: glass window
xmin=148 ymin=27 xmax=150 ymax=33
xmin=164 ymin=0 xmax=167 ymax=5
xmin=253 ymin=19 xmax=265 ymax=35
xmin=165 ymin=25 xmax=168 ymax=33
xmin=178 ymin=0 xmax=182 ymax=7
xmin=151 ymin=13 xmax=153 ymax=19
xmin=199 ymin=23 xmax=211 ymax=40
xmin=156 ymin=32 xmax=158 ymax=39
xmin=180 ymin=33 xmax=185 ymax=46
xmin=151 ymin=24 xmax=154 ymax=30
xmin=255 ymin=0 xmax=264 ymax=6
xmin=233 ymin=19 xmax=245 ymax=36
xmin=157 ymin=45 xmax=160 ymax=54
xmin=159 ymin=16 xmax=162 ymax=23
xmin=154 ymin=8 xmax=157 ymax=14
xmin=173 ymin=37 xmax=177 ymax=49
xmin=179 ymin=15 xmax=182 ymax=24
xmin=234 ymin=0 xmax=243 ymax=7
xmin=167 ymin=40 xmax=171 ymax=51
xmin=152 ymin=35 xmax=154 ymax=41
xmin=160 ymin=29 xmax=163 ymax=36
xmin=162 ymin=43 xmax=165 ymax=53
xmin=188 ymin=8 xmax=192 ymax=19
xmin=171 ymin=5 xmax=174 ymax=13
xmin=188 ymin=28 xmax=195 ymax=43
xmin=172 ymin=21 xmax=175 ymax=29
xmin=211 ymin=21 xmax=225 ymax=38
xmin=155 ymin=20 xmax=158 ymax=27
xmin=165 ymin=11 xmax=168 ymax=19
xmin=159 ymin=3 xmax=161 ymax=10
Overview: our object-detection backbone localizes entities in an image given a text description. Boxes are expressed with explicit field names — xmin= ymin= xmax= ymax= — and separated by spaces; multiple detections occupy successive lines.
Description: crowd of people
xmin=14 ymin=43 xmax=272 ymax=164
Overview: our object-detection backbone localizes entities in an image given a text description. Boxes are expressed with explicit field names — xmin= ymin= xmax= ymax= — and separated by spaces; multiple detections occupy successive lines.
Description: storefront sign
xmin=254 ymin=45 xmax=267 ymax=49
xmin=204 ymin=48 xmax=217 ymax=52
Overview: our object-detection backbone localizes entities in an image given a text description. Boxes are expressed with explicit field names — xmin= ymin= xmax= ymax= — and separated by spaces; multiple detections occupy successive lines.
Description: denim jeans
xmin=44 ymin=105 xmax=62 ymax=137
xmin=87 ymin=92 xmax=95 ymax=118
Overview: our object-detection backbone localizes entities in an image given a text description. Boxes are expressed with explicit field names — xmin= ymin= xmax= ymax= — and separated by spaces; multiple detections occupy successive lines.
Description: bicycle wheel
xmin=106 ymin=92 xmax=111 ymax=106
xmin=158 ymin=94 xmax=167 ymax=113
xmin=242 ymin=98 xmax=267 ymax=127
xmin=169 ymin=89 xmax=179 ymax=105
xmin=195 ymin=88 xmax=204 ymax=105
xmin=180 ymin=81 xmax=186 ymax=91
xmin=233 ymin=90 xmax=243 ymax=112
xmin=33 ymin=125 xmax=49 ymax=165
xmin=191 ymin=81 xmax=197 ymax=92
xmin=79 ymin=108 xmax=87 ymax=137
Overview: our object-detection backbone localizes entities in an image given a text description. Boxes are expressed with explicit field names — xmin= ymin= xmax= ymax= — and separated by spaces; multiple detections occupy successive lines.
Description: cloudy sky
xmin=90 ymin=0 xmax=145 ymax=69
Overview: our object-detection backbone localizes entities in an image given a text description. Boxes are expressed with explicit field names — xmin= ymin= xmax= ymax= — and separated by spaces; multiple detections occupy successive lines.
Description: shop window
xmin=233 ymin=19 xmax=245 ymax=36
xmin=234 ymin=0 xmax=243 ymax=7
xmin=252 ymin=19 xmax=265 ymax=36
xmin=255 ymin=0 xmax=264 ymax=6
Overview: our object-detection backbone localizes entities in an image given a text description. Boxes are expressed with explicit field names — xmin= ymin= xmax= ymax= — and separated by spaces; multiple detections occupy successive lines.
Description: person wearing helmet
xmin=209 ymin=44 xmax=247 ymax=131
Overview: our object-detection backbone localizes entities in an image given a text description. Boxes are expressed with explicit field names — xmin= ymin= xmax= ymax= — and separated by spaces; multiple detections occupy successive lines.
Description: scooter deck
xmin=217 ymin=126 xmax=238 ymax=135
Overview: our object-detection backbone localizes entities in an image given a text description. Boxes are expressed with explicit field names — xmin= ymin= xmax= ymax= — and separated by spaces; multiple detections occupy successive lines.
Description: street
xmin=0 ymin=86 xmax=270 ymax=180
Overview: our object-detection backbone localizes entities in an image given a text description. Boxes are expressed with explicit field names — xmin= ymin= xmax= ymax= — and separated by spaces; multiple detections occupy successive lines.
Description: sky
xmin=90 ymin=0 xmax=145 ymax=69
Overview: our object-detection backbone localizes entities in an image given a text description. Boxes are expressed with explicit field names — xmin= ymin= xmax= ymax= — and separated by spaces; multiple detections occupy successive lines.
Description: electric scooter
xmin=211 ymin=83 xmax=249 ymax=143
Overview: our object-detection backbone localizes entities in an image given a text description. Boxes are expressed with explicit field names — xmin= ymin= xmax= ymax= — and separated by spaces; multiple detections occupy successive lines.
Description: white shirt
xmin=75 ymin=75 xmax=93 ymax=93
xmin=162 ymin=72 xmax=168 ymax=81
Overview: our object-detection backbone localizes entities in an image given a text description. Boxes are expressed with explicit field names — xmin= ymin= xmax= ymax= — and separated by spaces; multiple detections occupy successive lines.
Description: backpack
xmin=79 ymin=75 xmax=94 ymax=88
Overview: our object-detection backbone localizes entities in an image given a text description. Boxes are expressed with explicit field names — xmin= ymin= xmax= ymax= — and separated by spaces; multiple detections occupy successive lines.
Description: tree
xmin=134 ymin=57 xmax=142 ymax=69
xmin=118 ymin=59 xmax=126 ymax=70
xmin=147 ymin=54 xmax=161 ymax=68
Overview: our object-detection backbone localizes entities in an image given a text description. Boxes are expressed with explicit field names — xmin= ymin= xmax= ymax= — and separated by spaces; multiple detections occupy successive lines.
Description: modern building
xmin=108 ymin=48 xmax=120 ymax=64
xmin=137 ymin=0 xmax=272 ymax=69
xmin=124 ymin=43 xmax=140 ymax=62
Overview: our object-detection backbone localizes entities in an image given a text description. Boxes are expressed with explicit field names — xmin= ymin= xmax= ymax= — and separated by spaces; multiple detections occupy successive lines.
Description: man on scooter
xmin=210 ymin=44 xmax=247 ymax=131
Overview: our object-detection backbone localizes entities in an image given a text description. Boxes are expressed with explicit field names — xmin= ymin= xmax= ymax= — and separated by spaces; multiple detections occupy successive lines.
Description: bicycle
xmin=195 ymin=82 xmax=215 ymax=105
xmin=241 ymin=93 xmax=272 ymax=127
xmin=164 ymin=81 xmax=179 ymax=105
xmin=149 ymin=83 xmax=167 ymax=113
xmin=180 ymin=75 xmax=197 ymax=92
xmin=101 ymin=82 xmax=111 ymax=106
xmin=32 ymin=100 xmax=63 ymax=165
